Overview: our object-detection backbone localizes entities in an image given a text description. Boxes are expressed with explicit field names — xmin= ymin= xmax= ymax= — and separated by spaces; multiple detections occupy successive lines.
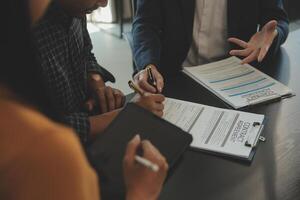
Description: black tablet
xmin=88 ymin=103 xmax=192 ymax=199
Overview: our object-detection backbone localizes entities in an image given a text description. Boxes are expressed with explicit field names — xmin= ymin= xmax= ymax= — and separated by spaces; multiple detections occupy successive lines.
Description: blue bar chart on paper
xmin=183 ymin=56 xmax=293 ymax=109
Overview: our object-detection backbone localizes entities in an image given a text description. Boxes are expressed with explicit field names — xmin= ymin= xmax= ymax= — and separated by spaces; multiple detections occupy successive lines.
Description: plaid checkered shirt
xmin=33 ymin=2 xmax=115 ymax=143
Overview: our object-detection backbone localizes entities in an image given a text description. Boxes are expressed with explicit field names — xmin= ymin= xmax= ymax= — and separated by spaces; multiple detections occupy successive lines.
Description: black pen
xmin=146 ymin=65 xmax=158 ymax=92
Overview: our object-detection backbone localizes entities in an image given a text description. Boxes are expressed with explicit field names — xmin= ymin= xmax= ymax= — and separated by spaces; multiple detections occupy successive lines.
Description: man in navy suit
xmin=132 ymin=0 xmax=289 ymax=93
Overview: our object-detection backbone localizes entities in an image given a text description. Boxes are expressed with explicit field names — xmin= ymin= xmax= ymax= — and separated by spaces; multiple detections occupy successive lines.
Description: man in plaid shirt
xmin=33 ymin=0 xmax=165 ymax=144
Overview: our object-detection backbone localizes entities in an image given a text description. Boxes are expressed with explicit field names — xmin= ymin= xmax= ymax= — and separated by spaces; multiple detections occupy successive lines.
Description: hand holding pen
xmin=133 ymin=64 xmax=164 ymax=93
xmin=128 ymin=80 xmax=165 ymax=117
xmin=146 ymin=66 xmax=157 ymax=92
xmin=124 ymin=135 xmax=168 ymax=200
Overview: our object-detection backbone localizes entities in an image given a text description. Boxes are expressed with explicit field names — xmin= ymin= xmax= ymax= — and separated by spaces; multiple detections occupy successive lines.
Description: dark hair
xmin=0 ymin=0 xmax=59 ymax=121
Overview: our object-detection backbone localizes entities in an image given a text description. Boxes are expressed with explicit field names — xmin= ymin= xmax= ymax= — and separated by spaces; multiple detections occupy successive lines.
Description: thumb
xmin=125 ymin=135 xmax=141 ymax=163
xmin=264 ymin=20 xmax=277 ymax=32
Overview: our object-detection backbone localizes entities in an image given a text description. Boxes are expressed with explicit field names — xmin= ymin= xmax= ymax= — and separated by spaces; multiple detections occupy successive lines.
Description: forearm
xmin=132 ymin=0 xmax=163 ymax=71
xmin=89 ymin=109 xmax=121 ymax=138
xmin=132 ymin=23 xmax=162 ymax=71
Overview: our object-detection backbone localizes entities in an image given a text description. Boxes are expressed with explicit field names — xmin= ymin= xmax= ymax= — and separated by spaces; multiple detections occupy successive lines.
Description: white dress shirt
xmin=183 ymin=0 xmax=229 ymax=67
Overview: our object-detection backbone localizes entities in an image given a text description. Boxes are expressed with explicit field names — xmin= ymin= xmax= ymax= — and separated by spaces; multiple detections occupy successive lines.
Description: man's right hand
xmin=85 ymin=73 xmax=125 ymax=114
xmin=134 ymin=65 xmax=164 ymax=93
xmin=131 ymin=93 xmax=165 ymax=117
xmin=124 ymin=135 xmax=168 ymax=200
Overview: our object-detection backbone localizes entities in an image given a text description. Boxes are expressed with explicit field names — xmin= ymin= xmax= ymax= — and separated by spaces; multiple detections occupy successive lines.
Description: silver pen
xmin=135 ymin=155 xmax=159 ymax=172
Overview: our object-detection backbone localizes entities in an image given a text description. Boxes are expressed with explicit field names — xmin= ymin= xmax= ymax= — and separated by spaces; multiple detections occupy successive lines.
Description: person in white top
xmin=132 ymin=0 xmax=289 ymax=93
xmin=183 ymin=0 xmax=229 ymax=67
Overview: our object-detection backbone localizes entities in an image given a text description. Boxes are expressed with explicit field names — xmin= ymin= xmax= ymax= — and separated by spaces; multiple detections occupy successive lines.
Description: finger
xmin=96 ymin=87 xmax=108 ymax=113
xmin=105 ymin=86 xmax=115 ymax=111
xmin=153 ymin=102 xmax=164 ymax=111
xmin=137 ymin=70 xmax=157 ymax=93
xmin=266 ymin=29 xmax=278 ymax=44
xmin=153 ymin=110 xmax=164 ymax=117
xmin=152 ymin=94 xmax=165 ymax=103
xmin=264 ymin=20 xmax=278 ymax=32
xmin=148 ymin=142 xmax=168 ymax=172
xmin=139 ymin=79 xmax=157 ymax=93
xmin=257 ymin=45 xmax=270 ymax=62
xmin=229 ymin=48 xmax=253 ymax=57
xmin=156 ymin=76 xmax=164 ymax=93
xmin=142 ymin=140 xmax=166 ymax=165
xmin=264 ymin=25 xmax=278 ymax=45
xmin=124 ymin=135 xmax=141 ymax=165
xmin=241 ymin=49 xmax=260 ymax=64
xmin=84 ymin=98 xmax=95 ymax=112
xmin=228 ymin=38 xmax=248 ymax=49
xmin=141 ymin=140 xmax=160 ymax=159
xmin=153 ymin=71 xmax=164 ymax=93
xmin=113 ymin=89 xmax=125 ymax=108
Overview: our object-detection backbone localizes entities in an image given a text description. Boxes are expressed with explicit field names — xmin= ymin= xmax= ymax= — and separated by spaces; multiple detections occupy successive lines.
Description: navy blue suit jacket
xmin=132 ymin=0 xmax=289 ymax=75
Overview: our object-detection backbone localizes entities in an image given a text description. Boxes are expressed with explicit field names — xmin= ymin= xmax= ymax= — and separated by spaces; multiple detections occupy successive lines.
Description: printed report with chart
xmin=183 ymin=56 xmax=293 ymax=109
xmin=163 ymin=98 xmax=265 ymax=160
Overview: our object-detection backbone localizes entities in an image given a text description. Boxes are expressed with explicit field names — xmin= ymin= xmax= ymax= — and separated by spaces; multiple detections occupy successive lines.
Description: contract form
xmin=163 ymin=98 xmax=265 ymax=159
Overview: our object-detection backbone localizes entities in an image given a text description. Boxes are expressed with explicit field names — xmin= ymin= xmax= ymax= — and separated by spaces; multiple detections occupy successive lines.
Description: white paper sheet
xmin=183 ymin=56 xmax=293 ymax=109
xmin=163 ymin=98 xmax=265 ymax=158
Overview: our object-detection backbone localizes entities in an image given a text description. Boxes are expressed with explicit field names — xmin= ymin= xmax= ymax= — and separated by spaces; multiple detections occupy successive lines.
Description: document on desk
xmin=163 ymin=98 xmax=265 ymax=159
xmin=183 ymin=56 xmax=293 ymax=109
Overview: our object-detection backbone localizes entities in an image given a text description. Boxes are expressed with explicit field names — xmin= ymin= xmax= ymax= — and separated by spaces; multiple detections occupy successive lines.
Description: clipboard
xmin=188 ymin=119 xmax=266 ymax=162
xmin=182 ymin=56 xmax=294 ymax=109
xmin=244 ymin=119 xmax=266 ymax=161
xmin=188 ymin=123 xmax=266 ymax=163
xmin=87 ymin=103 xmax=193 ymax=199
xmin=162 ymin=98 xmax=266 ymax=162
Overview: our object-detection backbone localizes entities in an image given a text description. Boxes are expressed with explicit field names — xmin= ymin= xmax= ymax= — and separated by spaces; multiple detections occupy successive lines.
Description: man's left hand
xmin=228 ymin=20 xmax=278 ymax=64
xmin=85 ymin=73 xmax=125 ymax=114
